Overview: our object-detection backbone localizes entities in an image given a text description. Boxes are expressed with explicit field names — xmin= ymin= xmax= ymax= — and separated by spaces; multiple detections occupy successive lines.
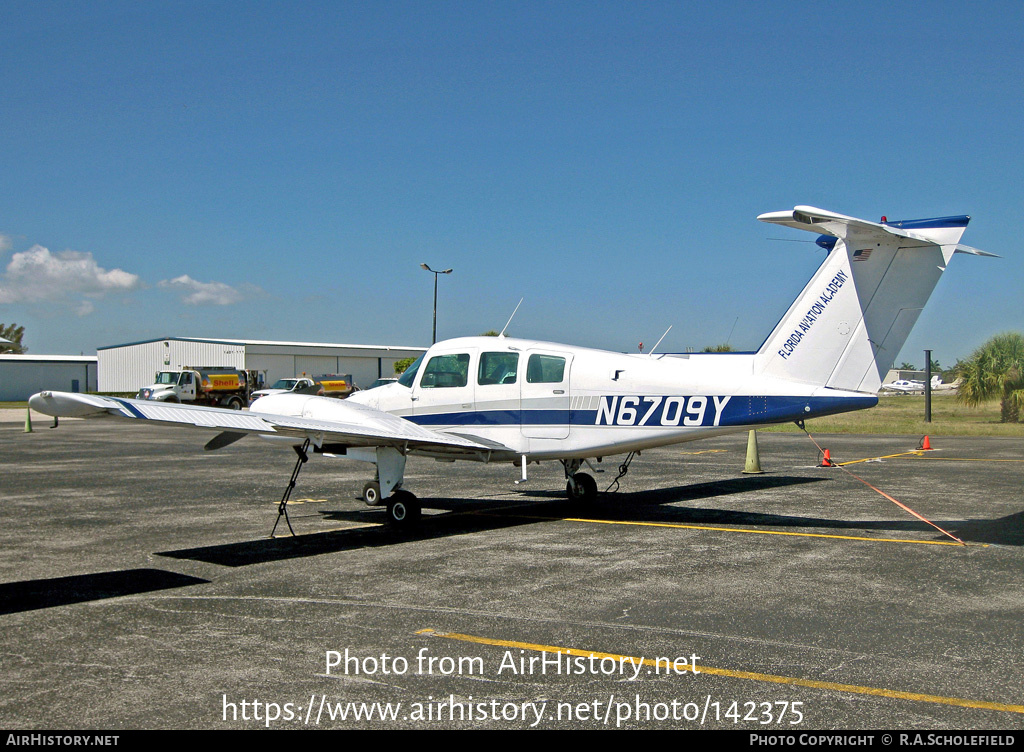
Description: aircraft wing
xmin=28 ymin=391 xmax=495 ymax=455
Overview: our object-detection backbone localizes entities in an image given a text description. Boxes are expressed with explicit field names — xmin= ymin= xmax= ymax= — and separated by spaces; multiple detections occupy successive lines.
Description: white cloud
xmin=0 ymin=245 xmax=141 ymax=306
xmin=158 ymin=274 xmax=260 ymax=306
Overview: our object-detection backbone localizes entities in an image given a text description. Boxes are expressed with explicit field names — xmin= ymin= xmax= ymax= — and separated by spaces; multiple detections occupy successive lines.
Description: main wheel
xmin=386 ymin=490 xmax=421 ymax=526
xmin=566 ymin=472 xmax=598 ymax=502
xmin=226 ymin=396 xmax=243 ymax=410
xmin=362 ymin=481 xmax=382 ymax=506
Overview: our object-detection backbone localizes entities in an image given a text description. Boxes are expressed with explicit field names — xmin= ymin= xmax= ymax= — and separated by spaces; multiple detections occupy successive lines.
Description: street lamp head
xmin=421 ymin=263 xmax=453 ymax=344
xmin=421 ymin=263 xmax=453 ymax=275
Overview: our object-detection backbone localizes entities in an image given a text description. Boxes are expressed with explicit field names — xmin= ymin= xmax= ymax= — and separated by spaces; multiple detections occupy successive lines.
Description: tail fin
xmin=754 ymin=206 xmax=993 ymax=394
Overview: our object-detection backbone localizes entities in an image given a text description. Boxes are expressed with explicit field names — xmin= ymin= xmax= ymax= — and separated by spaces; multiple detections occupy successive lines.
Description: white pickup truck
xmin=248 ymin=377 xmax=318 ymax=406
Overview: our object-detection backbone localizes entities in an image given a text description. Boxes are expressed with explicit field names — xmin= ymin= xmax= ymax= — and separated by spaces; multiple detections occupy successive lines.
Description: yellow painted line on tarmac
xmin=837 ymin=451 xmax=925 ymax=466
xmin=913 ymin=456 xmax=1024 ymax=463
xmin=839 ymin=452 xmax=1024 ymax=466
xmin=678 ymin=449 xmax=729 ymax=455
xmin=476 ymin=511 xmax=971 ymax=546
xmin=416 ymin=629 xmax=1024 ymax=715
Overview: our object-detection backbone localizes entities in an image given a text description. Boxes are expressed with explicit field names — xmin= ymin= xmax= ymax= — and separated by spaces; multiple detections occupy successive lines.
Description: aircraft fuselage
xmin=346 ymin=336 xmax=876 ymax=461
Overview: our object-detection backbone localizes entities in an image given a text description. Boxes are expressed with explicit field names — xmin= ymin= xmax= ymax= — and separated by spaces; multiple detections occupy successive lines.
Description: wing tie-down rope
xmin=802 ymin=430 xmax=965 ymax=546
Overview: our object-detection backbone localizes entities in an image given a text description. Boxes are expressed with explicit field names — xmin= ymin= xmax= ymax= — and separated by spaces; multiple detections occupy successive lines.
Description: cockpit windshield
xmin=397 ymin=354 xmax=424 ymax=388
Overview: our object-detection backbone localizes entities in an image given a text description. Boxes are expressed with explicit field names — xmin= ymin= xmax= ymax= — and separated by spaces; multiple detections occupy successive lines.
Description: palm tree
xmin=956 ymin=333 xmax=1024 ymax=423
xmin=0 ymin=323 xmax=26 ymax=353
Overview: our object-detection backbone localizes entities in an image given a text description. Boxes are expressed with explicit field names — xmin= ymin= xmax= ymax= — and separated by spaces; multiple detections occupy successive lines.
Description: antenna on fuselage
xmin=648 ymin=325 xmax=673 ymax=356
xmin=499 ymin=298 xmax=523 ymax=338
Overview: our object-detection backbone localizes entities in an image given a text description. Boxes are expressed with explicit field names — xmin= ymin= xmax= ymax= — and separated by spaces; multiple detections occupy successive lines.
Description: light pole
xmin=420 ymin=263 xmax=452 ymax=344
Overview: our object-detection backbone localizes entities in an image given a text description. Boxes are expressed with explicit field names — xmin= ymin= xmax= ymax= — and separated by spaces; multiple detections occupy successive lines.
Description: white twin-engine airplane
xmin=30 ymin=207 xmax=993 ymax=528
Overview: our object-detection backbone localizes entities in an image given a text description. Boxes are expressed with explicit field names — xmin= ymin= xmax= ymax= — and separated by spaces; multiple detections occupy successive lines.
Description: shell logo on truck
xmin=204 ymin=373 xmax=242 ymax=391
xmin=315 ymin=374 xmax=357 ymax=398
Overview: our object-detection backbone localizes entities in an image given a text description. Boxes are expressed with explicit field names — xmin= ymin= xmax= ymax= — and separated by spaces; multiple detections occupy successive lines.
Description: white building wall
xmin=0 ymin=357 xmax=97 ymax=401
xmin=98 ymin=338 xmax=424 ymax=393
xmin=99 ymin=339 xmax=245 ymax=392
xmin=294 ymin=355 xmax=340 ymax=378
xmin=242 ymin=354 xmax=295 ymax=386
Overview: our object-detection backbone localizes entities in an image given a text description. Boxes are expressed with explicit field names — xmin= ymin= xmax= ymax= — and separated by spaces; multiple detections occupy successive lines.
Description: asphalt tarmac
xmin=2 ymin=413 xmax=1022 ymax=730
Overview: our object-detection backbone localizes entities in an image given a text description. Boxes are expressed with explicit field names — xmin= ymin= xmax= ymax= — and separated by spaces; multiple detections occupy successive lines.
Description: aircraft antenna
xmin=499 ymin=298 xmax=523 ymax=338
xmin=725 ymin=316 xmax=738 ymax=346
xmin=649 ymin=325 xmax=673 ymax=355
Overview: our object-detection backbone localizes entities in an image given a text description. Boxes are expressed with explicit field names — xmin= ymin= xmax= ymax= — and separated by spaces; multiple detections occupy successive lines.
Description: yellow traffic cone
xmin=742 ymin=430 xmax=764 ymax=474
xmin=24 ymin=406 xmax=32 ymax=433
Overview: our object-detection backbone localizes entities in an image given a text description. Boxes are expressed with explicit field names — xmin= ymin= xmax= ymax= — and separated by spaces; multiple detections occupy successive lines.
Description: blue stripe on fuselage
xmin=405 ymin=395 xmax=876 ymax=428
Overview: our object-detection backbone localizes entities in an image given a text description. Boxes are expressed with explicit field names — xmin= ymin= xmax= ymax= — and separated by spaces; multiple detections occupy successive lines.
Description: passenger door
xmin=520 ymin=351 xmax=572 ymax=439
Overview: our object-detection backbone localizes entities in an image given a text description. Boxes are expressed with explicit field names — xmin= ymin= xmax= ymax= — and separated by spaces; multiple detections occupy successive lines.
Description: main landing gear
xmin=562 ymin=459 xmax=597 ymax=503
xmin=385 ymin=489 xmax=421 ymax=526
xmin=362 ymin=481 xmax=382 ymax=506
xmin=363 ymin=476 xmax=420 ymax=528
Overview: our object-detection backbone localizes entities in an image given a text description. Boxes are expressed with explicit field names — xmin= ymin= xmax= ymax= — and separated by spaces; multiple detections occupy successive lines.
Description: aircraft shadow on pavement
xmin=157 ymin=501 xmax=565 ymax=568
xmin=155 ymin=474 xmax=1024 ymax=567
xmin=0 ymin=568 xmax=210 ymax=615
xmin=154 ymin=475 xmax=840 ymax=567
xmin=949 ymin=510 xmax=1024 ymax=547
xmin=558 ymin=476 xmax=1024 ymax=547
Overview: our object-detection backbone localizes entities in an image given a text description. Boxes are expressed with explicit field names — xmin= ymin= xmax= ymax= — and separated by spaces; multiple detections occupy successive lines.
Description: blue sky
xmin=1 ymin=0 xmax=1020 ymax=369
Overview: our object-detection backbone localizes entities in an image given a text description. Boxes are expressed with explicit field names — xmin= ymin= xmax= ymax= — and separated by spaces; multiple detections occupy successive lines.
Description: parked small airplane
xmin=881 ymin=375 xmax=956 ymax=394
xmin=881 ymin=379 xmax=927 ymax=393
xmin=29 ymin=206 xmax=993 ymax=527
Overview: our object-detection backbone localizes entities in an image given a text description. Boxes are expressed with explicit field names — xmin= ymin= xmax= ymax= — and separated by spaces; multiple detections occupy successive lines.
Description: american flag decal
xmin=853 ymin=248 xmax=873 ymax=261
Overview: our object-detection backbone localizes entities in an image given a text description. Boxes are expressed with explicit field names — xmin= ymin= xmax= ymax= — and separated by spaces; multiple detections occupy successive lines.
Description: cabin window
xmin=478 ymin=352 xmax=519 ymax=385
xmin=420 ymin=353 xmax=471 ymax=388
xmin=526 ymin=354 xmax=566 ymax=383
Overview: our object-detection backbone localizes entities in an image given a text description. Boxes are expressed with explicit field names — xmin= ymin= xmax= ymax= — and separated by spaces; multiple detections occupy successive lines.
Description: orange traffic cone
xmin=918 ymin=435 xmax=933 ymax=451
xmin=819 ymin=448 xmax=835 ymax=467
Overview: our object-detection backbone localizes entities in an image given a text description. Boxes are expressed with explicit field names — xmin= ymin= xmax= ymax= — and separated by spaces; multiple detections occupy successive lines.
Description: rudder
xmin=754 ymin=207 xmax=974 ymax=394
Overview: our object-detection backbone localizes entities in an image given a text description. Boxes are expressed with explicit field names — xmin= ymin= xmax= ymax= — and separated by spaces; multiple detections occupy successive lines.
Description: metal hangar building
xmin=97 ymin=337 xmax=426 ymax=393
xmin=0 ymin=354 xmax=98 ymax=401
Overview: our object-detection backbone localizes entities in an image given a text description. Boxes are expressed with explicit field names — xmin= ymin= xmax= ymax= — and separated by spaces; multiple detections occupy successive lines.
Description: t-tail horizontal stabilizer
xmin=754 ymin=206 xmax=993 ymax=394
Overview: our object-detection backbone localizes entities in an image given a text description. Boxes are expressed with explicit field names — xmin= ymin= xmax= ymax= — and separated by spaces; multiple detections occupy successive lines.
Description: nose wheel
xmin=566 ymin=472 xmax=597 ymax=502
xmin=562 ymin=458 xmax=598 ymax=502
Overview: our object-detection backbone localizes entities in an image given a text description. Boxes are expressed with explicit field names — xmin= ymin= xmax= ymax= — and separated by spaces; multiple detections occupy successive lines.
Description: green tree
xmin=480 ymin=330 xmax=500 ymax=337
xmin=393 ymin=357 xmax=417 ymax=374
xmin=956 ymin=333 xmax=1024 ymax=423
xmin=702 ymin=344 xmax=733 ymax=352
xmin=898 ymin=361 xmax=917 ymax=371
xmin=0 ymin=323 xmax=26 ymax=353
